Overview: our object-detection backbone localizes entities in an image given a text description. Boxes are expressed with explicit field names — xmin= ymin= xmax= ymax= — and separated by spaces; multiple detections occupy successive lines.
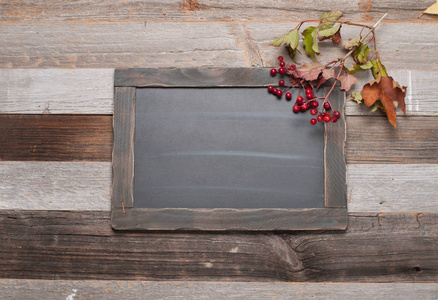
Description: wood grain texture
xmin=0 ymin=162 xmax=111 ymax=211
xmin=2 ymin=114 xmax=436 ymax=163
xmin=115 ymin=67 xmax=277 ymax=87
xmin=0 ymin=114 xmax=112 ymax=161
xmin=1 ymin=69 xmax=437 ymax=116
xmin=246 ymin=22 xmax=438 ymax=70
xmin=112 ymin=87 xmax=135 ymax=209
xmin=348 ymin=164 xmax=438 ymax=213
xmin=347 ymin=116 xmax=438 ymax=164
xmin=324 ymin=88 xmax=347 ymax=208
xmin=0 ymin=210 xmax=436 ymax=281
xmin=1 ymin=22 xmax=438 ymax=69
xmin=0 ymin=69 xmax=114 ymax=114
xmin=112 ymin=208 xmax=348 ymax=231
xmin=0 ymin=22 xmax=247 ymax=69
xmin=1 ymin=0 xmax=436 ymax=22
xmin=2 ymin=162 xmax=436 ymax=213
xmin=2 ymin=281 xmax=438 ymax=300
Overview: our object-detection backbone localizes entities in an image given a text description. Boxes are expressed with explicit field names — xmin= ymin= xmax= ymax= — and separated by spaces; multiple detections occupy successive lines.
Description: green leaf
xmin=353 ymin=42 xmax=371 ymax=64
xmin=288 ymin=45 xmax=300 ymax=63
xmin=345 ymin=61 xmax=373 ymax=75
xmin=370 ymin=59 xmax=388 ymax=79
xmin=319 ymin=10 xmax=343 ymax=31
xmin=302 ymin=26 xmax=319 ymax=61
xmin=371 ymin=100 xmax=385 ymax=112
xmin=318 ymin=24 xmax=341 ymax=38
xmin=270 ymin=29 xmax=300 ymax=49
xmin=342 ymin=35 xmax=361 ymax=50
xmin=350 ymin=92 xmax=363 ymax=104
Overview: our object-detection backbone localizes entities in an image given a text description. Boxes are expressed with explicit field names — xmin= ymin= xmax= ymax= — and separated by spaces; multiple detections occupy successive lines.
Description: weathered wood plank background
xmin=1 ymin=0 xmax=437 ymax=298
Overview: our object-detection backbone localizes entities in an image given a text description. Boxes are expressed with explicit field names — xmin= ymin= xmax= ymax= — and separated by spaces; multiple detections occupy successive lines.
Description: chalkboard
xmin=112 ymin=68 xmax=347 ymax=231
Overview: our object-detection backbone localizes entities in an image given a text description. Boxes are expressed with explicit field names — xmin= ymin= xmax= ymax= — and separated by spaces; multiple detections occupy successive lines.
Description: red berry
xmin=278 ymin=56 xmax=284 ymax=61
xmin=324 ymin=115 xmax=331 ymax=122
xmin=333 ymin=110 xmax=341 ymax=118
xmin=272 ymin=88 xmax=278 ymax=94
xmin=289 ymin=64 xmax=296 ymax=70
xmin=270 ymin=68 xmax=277 ymax=76
xmin=310 ymin=108 xmax=317 ymax=115
xmin=285 ymin=92 xmax=292 ymax=100
xmin=324 ymin=102 xmax=331 ymax=110
xmin=306 ymin=93 xmax=314 ymax=100
xmin=296 ymin=95 xmax=304 ymax=103
xmin=325 ymin=112 xmax=331 ymax=117
xmin=267 ymin=85 xmax=274 ymax=92
xmin=311 ymin=101 xmax=319 ymax=108
xmin=278 ymin=67 xmax=285 ymax=74
xmin=279 ymin=61 xmax=286 ymax=67
xmin=331 ymin=116 xmax=338 ymax=123
xmin=279 ymin=80 xmax=285 ymax=86
xmin=317 ymin=115 xmax=324 ymax=122
xmin=305 ymin=88 xmax=312 ymax=94
xmin=310 ymin=118 xmax=317 ymax=125
xmin=293 ymin=105 xmax=300 ymax=113
xmin=276 ymin=90 xmax=283 ymax=97
xmin=301 ymin=103 xmax=309 ymax=111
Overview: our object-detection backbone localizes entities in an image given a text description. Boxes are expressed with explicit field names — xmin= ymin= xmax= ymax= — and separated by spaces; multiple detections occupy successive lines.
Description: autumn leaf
xmin=342 ymin=35 xmax=361 ymax=50
xmin=345 ymin=61 xmax=373 ymax=74
xmin=361 ymin=76 xmax=407 ymax=127
xmin=338 ymin=73 xmax=357 ymax=91
xmin=271 ymin=29 xmax=300 ymax=49
xmin=302 ymin=26 xmax=319 ymax=61
xmin=296 ymin=62 xmax=324 ymax=81
xmin=350 ymin=92 xmax=363 ymax=104
xmin=322 ymin=68 xmax=336 ymax=80
xmin=319 ymin=10 xmax=343 ymax=30
xmin=419 ymin=0 xmax=438 ymax=18
xmin=353 ymin=42 xmax=371 ymax=64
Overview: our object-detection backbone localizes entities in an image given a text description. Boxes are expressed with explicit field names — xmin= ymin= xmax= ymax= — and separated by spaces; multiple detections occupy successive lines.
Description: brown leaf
xmin=419 ymin=0 xmax=438 ymax=18
xmin=296 ymin=63 xmax=324 ymax=81
xmin=322 ymin=68 xmax=336 ymax=80
xmin=338 ymin=73 xmax=357 ymax=91
xmin=361 ymin=76 xmax=407 ymax=127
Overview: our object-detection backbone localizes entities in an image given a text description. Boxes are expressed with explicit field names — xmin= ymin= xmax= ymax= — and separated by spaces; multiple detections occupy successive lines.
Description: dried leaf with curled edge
xmin=296 ymin=62 xmax=324 ymax=81
xmin=361 ymin=76 xmax=407 ymax=127
xmin=419 ymin=0 xmax=438 ymax=18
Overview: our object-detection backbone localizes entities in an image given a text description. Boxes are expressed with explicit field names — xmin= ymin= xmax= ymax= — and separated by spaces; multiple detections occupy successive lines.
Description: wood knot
xmin=179 ymin=0 xmax=202 ymax=11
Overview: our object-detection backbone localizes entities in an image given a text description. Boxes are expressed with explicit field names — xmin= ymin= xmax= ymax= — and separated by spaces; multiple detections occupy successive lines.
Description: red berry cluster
xmin=267 ymin=56 xmax=341 ymax=125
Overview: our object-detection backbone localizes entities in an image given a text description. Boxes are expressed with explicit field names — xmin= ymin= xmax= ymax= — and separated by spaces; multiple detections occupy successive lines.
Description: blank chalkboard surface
xmin=134 ymin=87 xmax=324 ymax=209
xmin=111 ymin=68 xmax=347 ymax=231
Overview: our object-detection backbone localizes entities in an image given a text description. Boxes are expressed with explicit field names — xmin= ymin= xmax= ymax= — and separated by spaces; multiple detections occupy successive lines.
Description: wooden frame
xmin=111 ymin=68 xmax=347 ymax=231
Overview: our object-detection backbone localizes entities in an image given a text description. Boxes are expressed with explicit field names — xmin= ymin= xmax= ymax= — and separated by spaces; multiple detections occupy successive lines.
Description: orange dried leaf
xmin=361 ymin=76 xmax=406 ymax=127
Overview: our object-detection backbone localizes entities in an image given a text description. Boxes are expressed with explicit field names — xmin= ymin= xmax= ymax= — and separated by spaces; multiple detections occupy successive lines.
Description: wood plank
xmin=324 ymin=88 xmax=347 ymax=207
xmin=0 ymin=162 xmax=111 ymax=211
xmin=348 ymin=164 xmax=438 ymax=213
xmin=112 ymin=208 xmax=348 ymax=231
xmin=0 ymin=22 xmax=247 ymax=69
xmin=1 ymin=280 xmax=437 ymax=300
xmin=1 ymin=22 xmax=437 ymax=70
xmin=2 ymin=162 xmax=436 ymax=213
xmin=1 ymin=69 xmax=437 ymax=116
xmin=347 ymin=116 xmax=438 ymax=164
xmin=0 ymin=69 xmax=114 ymax=114
xmin=112 ymin=87 xmax=136 ymax=209
xmin=247 ymin=22 xmax=438 ymax=71
xmin=0 ymin=210 xmax=436 ymax=281
xmin=2 ymin=114 xmax=436 ymax=163
xmin=1 ymin=0 xmax=435 ymax=22
xmin=0 ymin=114 xmax=112 ymax=161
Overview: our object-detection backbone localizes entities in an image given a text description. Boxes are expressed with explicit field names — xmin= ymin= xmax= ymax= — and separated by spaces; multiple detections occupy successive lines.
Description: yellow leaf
xmin=419 ymin=0 xmax=438 ymax=18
